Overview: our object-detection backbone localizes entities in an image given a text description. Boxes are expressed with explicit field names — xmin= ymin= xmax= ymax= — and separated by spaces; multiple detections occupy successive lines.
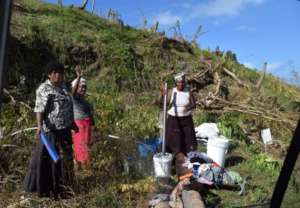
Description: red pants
xmin=72 ymin=118 xmax=92 ymax=163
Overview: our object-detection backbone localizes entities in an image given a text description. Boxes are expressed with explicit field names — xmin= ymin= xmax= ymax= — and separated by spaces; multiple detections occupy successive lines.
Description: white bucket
xmin=207 ymin=136 xmax=229 ymax=167
xmin=153 ymin=153 xmax=173 ymax=178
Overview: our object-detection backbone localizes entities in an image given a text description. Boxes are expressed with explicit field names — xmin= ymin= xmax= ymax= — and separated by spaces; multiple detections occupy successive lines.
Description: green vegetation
xmin=1 ymin=0 xmax=300 ymax=207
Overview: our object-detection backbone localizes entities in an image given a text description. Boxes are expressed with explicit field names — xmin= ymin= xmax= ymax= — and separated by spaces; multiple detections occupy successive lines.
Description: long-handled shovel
xmin=153 ymin=82 xmax=173 ymax=178
xmin=162 ymin=82 xmax=167 ymax=153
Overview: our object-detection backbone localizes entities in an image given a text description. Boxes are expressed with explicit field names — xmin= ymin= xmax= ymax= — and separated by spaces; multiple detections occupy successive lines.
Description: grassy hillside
xmin=1 ymin=0 xmax=300 ymax=207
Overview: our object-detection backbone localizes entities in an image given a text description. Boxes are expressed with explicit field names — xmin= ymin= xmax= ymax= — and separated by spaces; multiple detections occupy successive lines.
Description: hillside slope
xmin=1 ymin=0 xmax=300 ymax=207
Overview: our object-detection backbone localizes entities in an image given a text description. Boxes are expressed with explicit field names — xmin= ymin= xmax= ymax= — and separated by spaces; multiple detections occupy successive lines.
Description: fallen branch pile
xmin=189 ymin=59 xmax=299 ymax=129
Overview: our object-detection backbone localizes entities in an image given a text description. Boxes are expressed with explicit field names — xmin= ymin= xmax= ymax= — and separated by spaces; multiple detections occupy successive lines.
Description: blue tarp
xmin=137 ymin=137 xmax=162 ymax=158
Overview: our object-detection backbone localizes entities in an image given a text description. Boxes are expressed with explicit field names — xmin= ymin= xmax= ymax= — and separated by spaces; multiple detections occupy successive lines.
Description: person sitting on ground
xmin=24 ymin=61 xmax=78 ymax=199
xmin=160 ymin=72 xmax=197 ymax=176
xmin=71 ymin=66 xmax=94 ymax=172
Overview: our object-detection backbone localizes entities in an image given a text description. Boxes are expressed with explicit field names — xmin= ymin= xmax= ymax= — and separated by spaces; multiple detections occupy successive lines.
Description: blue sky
xmin=45 ymin=0 xmax=300 ymax=84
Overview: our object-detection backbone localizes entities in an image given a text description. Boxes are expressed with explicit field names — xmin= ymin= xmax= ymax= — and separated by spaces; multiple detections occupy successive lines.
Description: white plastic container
xmin=261 ymin=128 xmax=273 ymax=145
xmin=207 ymin=136 xmax=229 ymax=167
xmin=153 ymin=153 xmax=173 ymax=178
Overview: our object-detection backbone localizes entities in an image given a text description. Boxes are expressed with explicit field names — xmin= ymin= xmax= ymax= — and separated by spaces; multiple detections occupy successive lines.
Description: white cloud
xmin=151 ymin=11 xmax=182 ymax=27
xmin=188 ymin=0 xmax=265 ymax=19
xmin=243 ymin=62 xmax=256 ymax=69
xmin=237 ymin=25 xmax=256 ymax=32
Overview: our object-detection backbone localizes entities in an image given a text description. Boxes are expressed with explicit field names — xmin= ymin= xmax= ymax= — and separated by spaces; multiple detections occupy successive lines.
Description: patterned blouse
xmin=34 ymin=80 xmax=74 ymax=132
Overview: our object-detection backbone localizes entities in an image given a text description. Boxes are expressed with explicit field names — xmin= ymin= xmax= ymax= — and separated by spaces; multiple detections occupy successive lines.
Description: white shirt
xmin=167 ymin=87 xmax=192 ymax=117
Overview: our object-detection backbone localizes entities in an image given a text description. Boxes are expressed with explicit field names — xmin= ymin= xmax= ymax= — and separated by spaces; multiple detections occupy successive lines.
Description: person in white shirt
xmin=160 ymin=72 xmax=197 ymax=175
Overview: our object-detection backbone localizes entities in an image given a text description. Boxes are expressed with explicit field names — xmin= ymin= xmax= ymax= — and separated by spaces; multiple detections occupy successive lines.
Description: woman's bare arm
xmin=71 ymin=66 xmax=82 ymax=96
xmin=36 ymin=112 xmax=43 ymax=138
xmin=184 ymin=92 xmax=196 ymax=112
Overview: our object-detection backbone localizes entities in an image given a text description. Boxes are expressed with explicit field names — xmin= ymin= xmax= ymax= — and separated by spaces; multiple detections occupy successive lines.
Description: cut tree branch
xmin=3 ymin=88 xmax=16 ymax=104
xmin=189 ymin=68 xmax=209 ymax=82
xmin=91 ymin=0 xmax=95 ymax=14
xmin=79 ymin=0 xmax=89 ymax=10
xmin=223 ymin=67 xmax=249 ymax=88
xmin=213 ymin=71 xmax=221 ymax=96
xmin=3 ymin=88 xmax=32 ymax=111
xmin=10 ymin=127 xmax=37 ymax=137
xmin=255 ymin=62 xmax=267 ymax=90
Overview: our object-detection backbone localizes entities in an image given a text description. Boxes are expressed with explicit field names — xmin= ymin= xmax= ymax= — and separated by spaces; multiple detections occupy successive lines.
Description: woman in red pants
xmin=71 ymin=66 xmax=94 ymax=172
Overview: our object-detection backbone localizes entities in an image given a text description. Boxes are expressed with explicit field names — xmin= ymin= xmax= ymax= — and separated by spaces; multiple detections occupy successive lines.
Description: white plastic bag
xmin=195 ymin=123 xmax=219 ymax=139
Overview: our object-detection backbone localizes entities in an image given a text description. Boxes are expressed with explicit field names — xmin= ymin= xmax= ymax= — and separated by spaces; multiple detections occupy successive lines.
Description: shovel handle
xmin=162 ymin=82 xmax=167 ymax=153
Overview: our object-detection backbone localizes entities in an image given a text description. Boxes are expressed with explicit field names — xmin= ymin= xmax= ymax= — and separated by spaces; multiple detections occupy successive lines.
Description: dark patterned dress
xmin=24 ymin=80 xmax=75 ymax=198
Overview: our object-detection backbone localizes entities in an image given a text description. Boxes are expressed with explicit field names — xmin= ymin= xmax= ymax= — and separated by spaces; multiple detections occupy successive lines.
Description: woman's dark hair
xmin=46 ymin=61 xmax=64 ymax=75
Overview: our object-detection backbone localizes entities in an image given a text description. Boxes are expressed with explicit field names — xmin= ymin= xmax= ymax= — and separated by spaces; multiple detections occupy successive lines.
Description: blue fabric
xmin=137 ymin=137 xmax=162 ymax=158
xmin=40 ymin=132 xmax=59 ymax=162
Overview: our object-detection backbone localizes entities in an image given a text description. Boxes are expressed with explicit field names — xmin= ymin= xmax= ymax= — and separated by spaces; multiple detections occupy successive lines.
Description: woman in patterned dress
xmin=24 ymin=62 xmax=78 ymax=199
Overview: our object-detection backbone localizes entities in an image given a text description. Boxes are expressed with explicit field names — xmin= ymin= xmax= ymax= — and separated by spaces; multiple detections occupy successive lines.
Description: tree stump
xmin=181 ymin=190 xmax=206 ymax=208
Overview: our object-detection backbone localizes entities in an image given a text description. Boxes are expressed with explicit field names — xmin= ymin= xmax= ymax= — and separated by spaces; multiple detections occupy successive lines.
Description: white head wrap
xmin=72 ymin=77 xmax=86 ymax=88
xmin=174 ymin=72 xmax=185 ymax=81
